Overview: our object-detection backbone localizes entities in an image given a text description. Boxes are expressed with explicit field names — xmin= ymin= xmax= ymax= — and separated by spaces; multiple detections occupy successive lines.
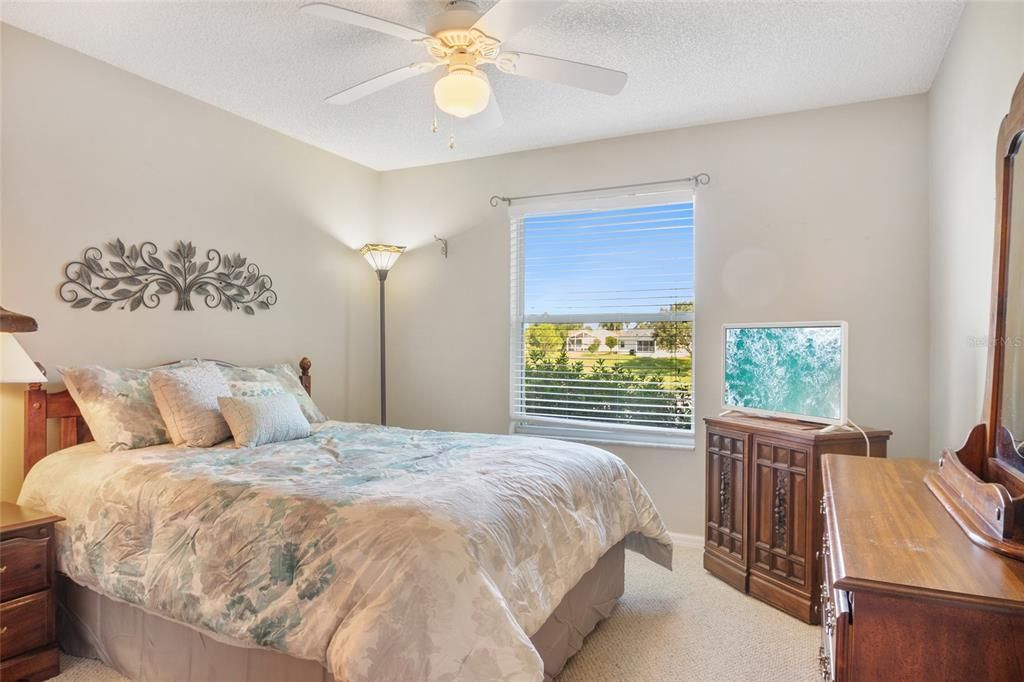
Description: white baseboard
xmin=668 ymin=532 xmax=703 ymax=548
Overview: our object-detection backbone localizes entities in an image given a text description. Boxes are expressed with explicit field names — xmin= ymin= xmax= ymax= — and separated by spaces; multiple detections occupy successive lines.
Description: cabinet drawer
xmin=0 ymin=537 xmax=50 ymax=602
xmin=0 ymin=591 xmax=52 ymax=660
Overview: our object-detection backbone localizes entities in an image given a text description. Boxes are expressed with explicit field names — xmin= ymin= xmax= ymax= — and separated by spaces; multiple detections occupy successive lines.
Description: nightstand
xmin=0 ymin=501 xmax=63 ymax=682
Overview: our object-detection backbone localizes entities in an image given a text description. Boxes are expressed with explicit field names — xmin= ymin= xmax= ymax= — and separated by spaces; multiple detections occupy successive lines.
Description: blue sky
xmin=523 ymin=202 xmax=694 ymax=319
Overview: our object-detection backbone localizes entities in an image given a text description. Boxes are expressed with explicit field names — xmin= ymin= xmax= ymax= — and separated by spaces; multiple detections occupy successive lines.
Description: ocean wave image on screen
xmin=724 ymin=326 xmax=842 ymax=420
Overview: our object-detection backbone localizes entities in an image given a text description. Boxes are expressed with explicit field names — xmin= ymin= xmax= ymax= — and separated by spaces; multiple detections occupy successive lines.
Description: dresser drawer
xmin=0 ymin=537 xmax=50 ymax=602
xmin=0 ymin=591 xmax=53 ymax=660
xmin=819 ymin=519 xmax=851 ymax=681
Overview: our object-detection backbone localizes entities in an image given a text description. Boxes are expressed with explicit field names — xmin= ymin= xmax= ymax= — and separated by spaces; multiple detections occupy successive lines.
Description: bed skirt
xmin=57 ymin=539 xmax=626 ymax=681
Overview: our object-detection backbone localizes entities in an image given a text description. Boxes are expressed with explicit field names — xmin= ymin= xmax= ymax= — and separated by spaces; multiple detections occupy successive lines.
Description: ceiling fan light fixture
xmin=434 ymin=66 xmax=490 ymax=118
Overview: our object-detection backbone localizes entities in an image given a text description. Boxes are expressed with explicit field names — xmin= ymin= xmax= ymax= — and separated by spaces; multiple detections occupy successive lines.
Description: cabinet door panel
xmin=751 ymin=437 xmax=810 ymax=591
xmin=705 ymin=428 xmax=747 ymax=564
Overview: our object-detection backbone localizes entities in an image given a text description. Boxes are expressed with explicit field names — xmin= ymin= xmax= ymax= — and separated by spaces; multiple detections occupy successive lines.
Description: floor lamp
xmin=359 ymin=244 xmax=405 ymax=426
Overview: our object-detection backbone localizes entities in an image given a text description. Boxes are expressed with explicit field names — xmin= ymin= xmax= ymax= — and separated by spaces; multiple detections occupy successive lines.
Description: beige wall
xmin=927 ymin=2 xmax=1024 ymax=456
xmin=10 ymin=15 xmax=1003 ymax=535
xmin=0 ymin=25 xmax=382 ymax=500
xmin=377 ymin=95 xmax=932 ymax=535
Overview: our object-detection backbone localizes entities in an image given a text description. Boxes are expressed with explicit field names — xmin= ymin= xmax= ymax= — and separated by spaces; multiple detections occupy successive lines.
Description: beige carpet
xmin=54 ymin=544 xmax=818 ymax=681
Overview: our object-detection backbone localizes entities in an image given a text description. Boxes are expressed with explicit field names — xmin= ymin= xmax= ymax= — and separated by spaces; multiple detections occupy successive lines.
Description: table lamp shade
xmin=1 ymin=334 xmax=46 ymax=383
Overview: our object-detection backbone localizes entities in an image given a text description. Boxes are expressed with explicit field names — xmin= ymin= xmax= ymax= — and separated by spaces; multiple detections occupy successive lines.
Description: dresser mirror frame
xmin=925 ymin=72 xmax=1024 ymax=560
xmin=986 ymin=73 xmax=1024 ymax=467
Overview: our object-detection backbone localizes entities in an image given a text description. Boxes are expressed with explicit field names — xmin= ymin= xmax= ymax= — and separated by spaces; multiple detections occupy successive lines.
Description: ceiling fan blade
xmin=498 ymin=52 xmax=627 ymax=95
xmin=301 ymin=3 xmax=430 ymax=42
xmin=472 ymin=0 xmax=567 ymax=40
xmin=325 ymin=63 xmax=438 ymax=106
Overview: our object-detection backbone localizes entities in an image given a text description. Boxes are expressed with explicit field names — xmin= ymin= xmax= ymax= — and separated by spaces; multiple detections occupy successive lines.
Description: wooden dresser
xmin=820 ymin=455 xmax=1024 ymax=681
xmin=0 ymin=502 xmax=63 ymax=682
xmin=703 ymin=415 xmax=890 ymax=623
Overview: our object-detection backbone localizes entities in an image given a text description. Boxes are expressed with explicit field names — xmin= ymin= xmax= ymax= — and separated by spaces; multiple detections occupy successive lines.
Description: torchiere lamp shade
xmin=359 ymin=244 xmax=406 ymax=273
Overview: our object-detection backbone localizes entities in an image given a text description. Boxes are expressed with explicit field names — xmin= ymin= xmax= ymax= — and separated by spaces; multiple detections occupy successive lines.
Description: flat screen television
xmin=722 ymin=322 xmax=848 ymax=426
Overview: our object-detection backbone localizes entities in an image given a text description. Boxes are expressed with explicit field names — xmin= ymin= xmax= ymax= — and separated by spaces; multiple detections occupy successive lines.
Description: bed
xmin=18 ymin=358 xmax=672 ymax=682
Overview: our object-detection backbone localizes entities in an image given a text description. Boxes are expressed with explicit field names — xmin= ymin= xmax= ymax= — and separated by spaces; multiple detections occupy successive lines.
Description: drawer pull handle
xmin=819 ymin=584 xmax=836 ymax=635
xmin=0 ymin=564 xmax=5 ymax=573
xmin=818 ymin=646 xmax=832 ymax=681
xmin=0 ymin=626 xmax=7 ymax=635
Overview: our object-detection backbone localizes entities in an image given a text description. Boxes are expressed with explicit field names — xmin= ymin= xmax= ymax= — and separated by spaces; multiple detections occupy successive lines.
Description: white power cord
xmin=846 ymin=419 xmax=871 ymax=458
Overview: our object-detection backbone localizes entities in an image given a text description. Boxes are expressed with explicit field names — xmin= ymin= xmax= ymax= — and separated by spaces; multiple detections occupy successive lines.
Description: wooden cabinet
xmin=703 ymin=415 xmax=890 ymax=623
xmin=0 ymin=502 xmax=63 ymax=682
xmin=820 ymin=455 xmax=1024 ymax=681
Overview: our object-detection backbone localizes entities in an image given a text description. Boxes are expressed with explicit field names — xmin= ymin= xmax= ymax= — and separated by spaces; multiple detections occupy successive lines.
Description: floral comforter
xmin=19 ymin=421 xmax=672 ymax=681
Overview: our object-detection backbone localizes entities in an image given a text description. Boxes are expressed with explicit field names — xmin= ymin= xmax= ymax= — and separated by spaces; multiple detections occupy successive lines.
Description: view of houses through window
xmin=512 ymin=197 xmax=695 ymax=439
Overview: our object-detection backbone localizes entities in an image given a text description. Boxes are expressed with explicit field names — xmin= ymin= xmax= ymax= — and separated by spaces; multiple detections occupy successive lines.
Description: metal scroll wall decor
xmin=59 ymin=240 xmax=277 ymax=314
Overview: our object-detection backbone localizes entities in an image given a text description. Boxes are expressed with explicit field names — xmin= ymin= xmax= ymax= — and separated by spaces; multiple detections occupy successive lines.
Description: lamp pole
xmin=358 ymin=244 xmax=404 ymax=427
xmin=377 ymin=268 xmax=388 ymax=425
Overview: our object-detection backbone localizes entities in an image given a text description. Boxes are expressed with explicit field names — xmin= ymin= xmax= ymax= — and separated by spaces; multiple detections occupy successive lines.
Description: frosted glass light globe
xmin=434 ymin=67 xmax=490 ymax=118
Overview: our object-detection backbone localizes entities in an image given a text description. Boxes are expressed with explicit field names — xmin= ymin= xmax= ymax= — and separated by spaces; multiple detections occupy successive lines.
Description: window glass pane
xmin=523 ymin=204 xmax=694 ymax=317
xmin=513 ymin=199 xmax=695 ymax=436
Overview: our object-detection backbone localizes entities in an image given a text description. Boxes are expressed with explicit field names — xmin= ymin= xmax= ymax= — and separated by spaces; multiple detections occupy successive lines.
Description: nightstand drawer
xmin=0 ymin=646 xmax=59 ymax=682
xmin=0 ymin=537 xmax=50 ymax=602
xmin=0 ymin=591 xmax=52 ymax=659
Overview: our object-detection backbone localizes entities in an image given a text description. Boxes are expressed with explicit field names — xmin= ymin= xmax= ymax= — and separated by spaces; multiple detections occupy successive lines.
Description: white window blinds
xmin=510 ymin=188 xmax=695 ymax=445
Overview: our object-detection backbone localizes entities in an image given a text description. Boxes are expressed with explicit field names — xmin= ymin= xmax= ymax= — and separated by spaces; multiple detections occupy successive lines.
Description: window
xmin=510 ymin=189 xmax=695 ymax=447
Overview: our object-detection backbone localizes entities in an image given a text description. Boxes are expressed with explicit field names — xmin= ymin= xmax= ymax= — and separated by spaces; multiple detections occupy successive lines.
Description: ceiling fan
xmin=301 ymin=0 xmax=628 ymax=130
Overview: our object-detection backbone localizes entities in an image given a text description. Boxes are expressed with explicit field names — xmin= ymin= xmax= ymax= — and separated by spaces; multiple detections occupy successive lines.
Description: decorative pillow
xmin=59 ymin=364 xmax=190 ymax=452
xmin=227 ymin=380 xmax=284 ymax=399
xmin=216 ymin=363 xmax=326 ymax=423
xmin=149 ymin=365 xmax=232 ymax=447
xmin=218 ymin=393 xmax=311 ymax=448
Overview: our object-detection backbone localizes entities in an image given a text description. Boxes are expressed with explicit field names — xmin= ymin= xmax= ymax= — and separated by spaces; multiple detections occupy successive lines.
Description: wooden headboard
xmin=24 ymin=356 xmax=313 ymax=475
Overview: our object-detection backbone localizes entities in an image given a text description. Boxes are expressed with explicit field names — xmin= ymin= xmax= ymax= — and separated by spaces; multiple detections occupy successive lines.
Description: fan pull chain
xmin=431 ymin=107 xmax=439 ymax=134
xmin=449 ymin=115 xmax=456 ymax=150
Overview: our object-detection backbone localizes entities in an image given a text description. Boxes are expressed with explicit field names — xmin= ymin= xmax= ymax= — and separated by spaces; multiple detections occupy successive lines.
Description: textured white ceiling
xmin=2 ymin=1 xmax=962 ymax=171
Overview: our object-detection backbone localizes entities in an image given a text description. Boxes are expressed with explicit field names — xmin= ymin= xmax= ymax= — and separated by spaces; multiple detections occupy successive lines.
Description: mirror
xmin=924 ymin=74 xmax=1024 ymax=559
xmin=1002 ymin=135 xmax=1024 ymax=463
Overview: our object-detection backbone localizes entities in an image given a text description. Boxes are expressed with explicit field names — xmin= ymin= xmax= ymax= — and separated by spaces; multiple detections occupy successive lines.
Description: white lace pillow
xmin=218 ymin=393 xmax=311 ymax=448
xmin=149 ymin=365 xmax=232 ymax=447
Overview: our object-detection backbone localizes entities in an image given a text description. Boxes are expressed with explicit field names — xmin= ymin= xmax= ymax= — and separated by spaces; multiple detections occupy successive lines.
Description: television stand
xmin=702 ymin=414 xmax=892 ymax=623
